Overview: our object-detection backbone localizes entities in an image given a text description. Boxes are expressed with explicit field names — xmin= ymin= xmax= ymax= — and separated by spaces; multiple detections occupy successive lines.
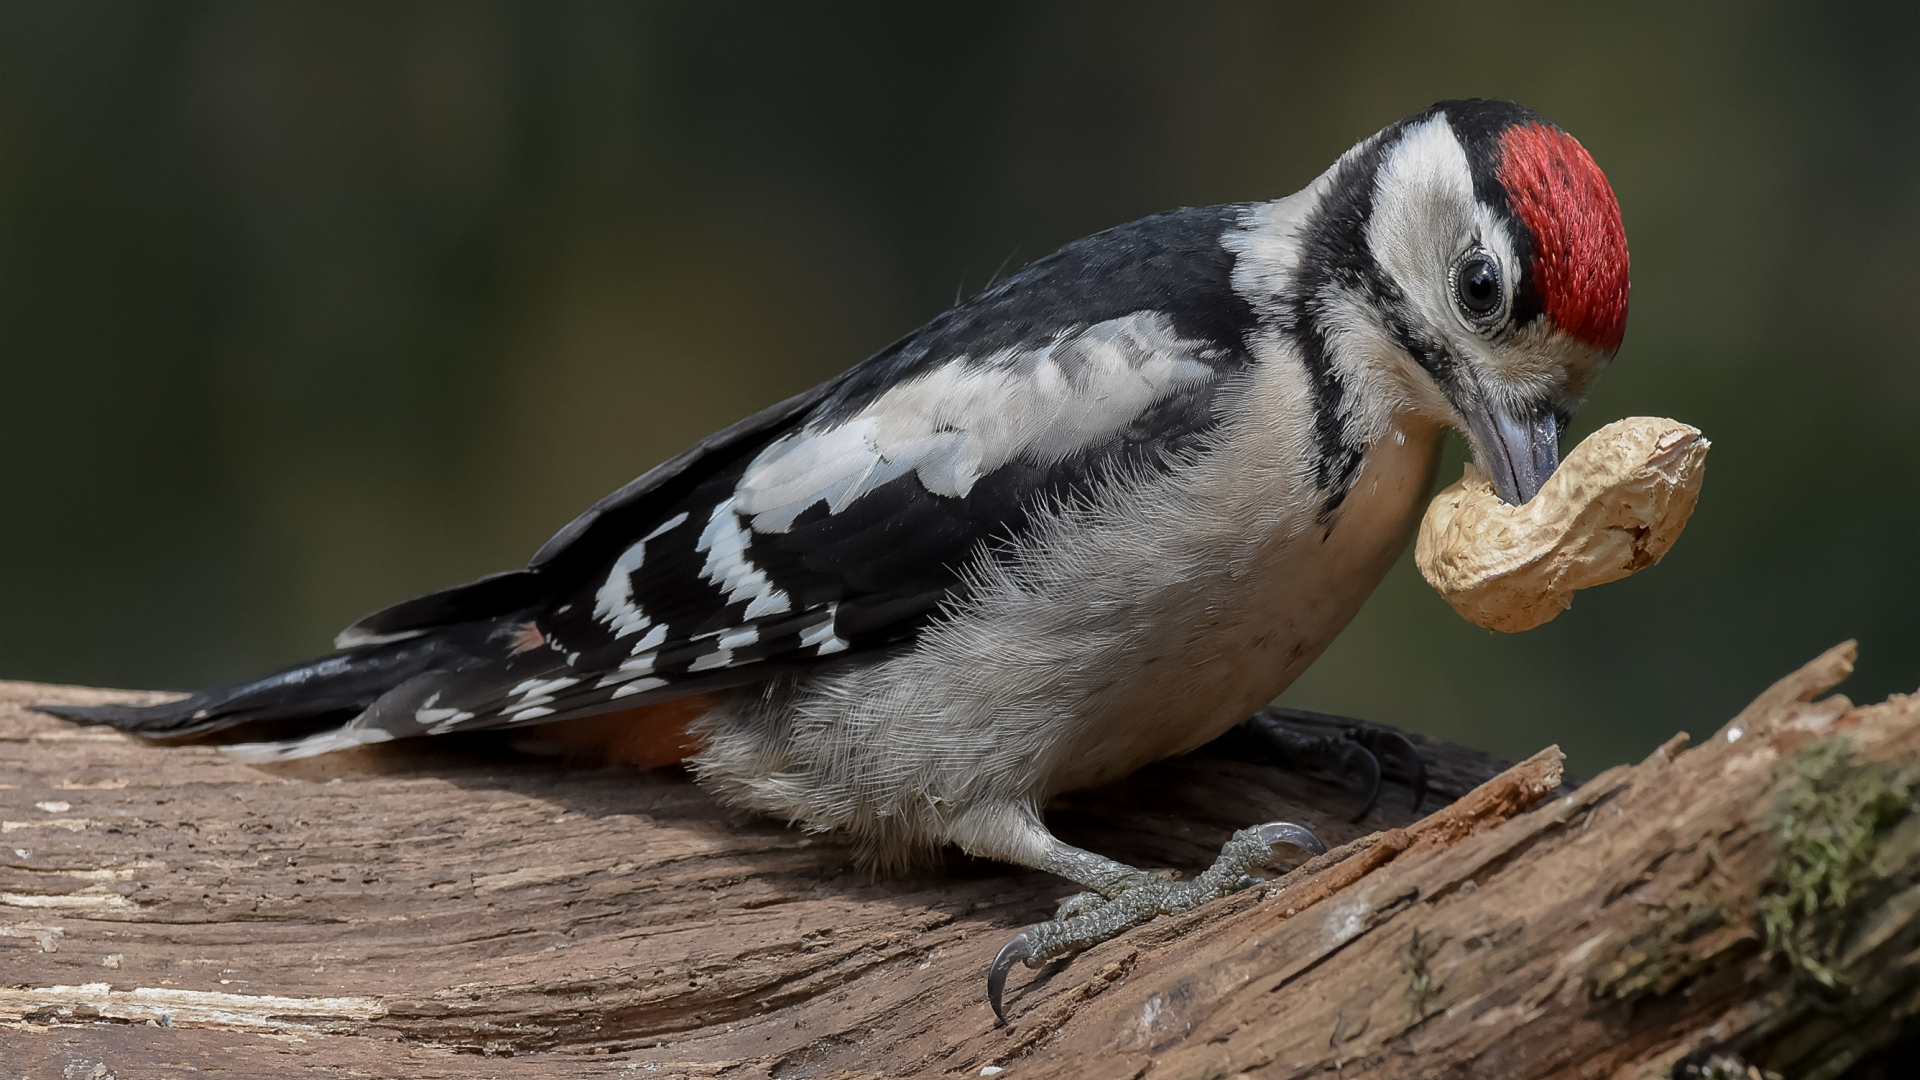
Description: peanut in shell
xmin=1415 ymin=416 xmax=1709 ymax=633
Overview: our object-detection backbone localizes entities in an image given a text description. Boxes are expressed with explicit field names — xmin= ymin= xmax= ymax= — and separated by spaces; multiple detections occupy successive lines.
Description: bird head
xmin=1281 ymin=99 xmax=1630 ymax=506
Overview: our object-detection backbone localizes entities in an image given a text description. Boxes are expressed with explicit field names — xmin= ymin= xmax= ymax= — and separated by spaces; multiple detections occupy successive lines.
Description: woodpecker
xmin=43 ymin=99 xmax=1629 ymax=1021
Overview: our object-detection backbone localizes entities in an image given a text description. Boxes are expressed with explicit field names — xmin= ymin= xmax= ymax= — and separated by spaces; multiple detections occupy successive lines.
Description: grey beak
xmin=1465 ymin=402 xmax=1560 ymax=506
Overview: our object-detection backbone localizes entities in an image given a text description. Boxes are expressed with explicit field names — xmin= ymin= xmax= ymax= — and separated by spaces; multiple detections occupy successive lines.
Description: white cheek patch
xmin=734 ymin=311 xmax=1217 ymax=534
xmin=1366 ymin=116 xmax=1475 ymax=320
xmin=1363 ymin=114 xmax=1535 ymax=406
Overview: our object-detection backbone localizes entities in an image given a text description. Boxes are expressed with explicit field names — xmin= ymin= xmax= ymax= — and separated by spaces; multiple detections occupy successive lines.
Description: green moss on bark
xmin=1759 ymin=737 xmax=1916 ymax=990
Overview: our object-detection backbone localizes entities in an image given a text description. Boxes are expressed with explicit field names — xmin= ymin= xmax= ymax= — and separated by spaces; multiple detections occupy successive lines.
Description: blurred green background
xmin=0 ymin=1 xmax=1914 ymax=779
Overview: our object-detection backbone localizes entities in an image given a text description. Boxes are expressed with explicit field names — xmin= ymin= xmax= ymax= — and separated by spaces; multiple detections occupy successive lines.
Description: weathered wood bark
xmin=3 ymin=644 xmax=1916 ymax=1078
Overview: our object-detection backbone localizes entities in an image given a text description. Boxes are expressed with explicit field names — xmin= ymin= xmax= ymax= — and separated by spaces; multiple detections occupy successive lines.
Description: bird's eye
xmin=1453 ymin=253 xmax=1503 ymax=322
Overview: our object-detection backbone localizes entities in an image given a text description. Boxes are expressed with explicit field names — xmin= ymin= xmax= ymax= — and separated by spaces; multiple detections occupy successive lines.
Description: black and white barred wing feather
xmin=384 ymin=308 xmax=1241 ymax=733
xmin=45 ymin=206 xmax=1258 ymax=759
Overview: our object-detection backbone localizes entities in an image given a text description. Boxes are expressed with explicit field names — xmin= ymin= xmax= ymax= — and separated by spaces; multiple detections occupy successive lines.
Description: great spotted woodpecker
xmin=44 ymin=98 xmax=1629 ymax=1020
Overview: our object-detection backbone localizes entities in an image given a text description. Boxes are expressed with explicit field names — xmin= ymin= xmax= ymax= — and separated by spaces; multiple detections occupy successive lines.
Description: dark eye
xmin=1454 ymin=253 xmax=1503 ymax=321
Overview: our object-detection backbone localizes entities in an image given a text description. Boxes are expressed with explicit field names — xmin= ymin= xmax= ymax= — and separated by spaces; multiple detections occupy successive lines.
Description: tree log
xmin=3 ymin=643 xmax=1916 ymax=1078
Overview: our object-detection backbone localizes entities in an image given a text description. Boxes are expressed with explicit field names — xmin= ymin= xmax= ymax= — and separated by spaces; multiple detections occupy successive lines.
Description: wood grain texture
xmin=0 ymin=678 xmax=1457 ymax=1077
xmin=5 ymin=644 xmax=1917 ymax=1079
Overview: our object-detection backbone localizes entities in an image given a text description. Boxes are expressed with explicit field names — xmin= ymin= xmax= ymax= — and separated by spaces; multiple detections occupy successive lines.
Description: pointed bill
xmin=1465 ymin=402 xmax=1561 ymax=506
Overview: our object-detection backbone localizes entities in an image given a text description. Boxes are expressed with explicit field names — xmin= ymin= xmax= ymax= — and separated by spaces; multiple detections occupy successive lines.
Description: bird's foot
xmin=988 ymin=821 xmax=1323 ymax=1023
xmin=1236 ymin=707 xmax=1430 ymax=822
xmin=1052 ymin=889 xmax=1108 ymax=921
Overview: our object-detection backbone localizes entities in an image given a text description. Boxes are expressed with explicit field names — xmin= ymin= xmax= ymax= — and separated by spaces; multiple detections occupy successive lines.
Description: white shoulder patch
xmin=734 ymin=311 xmax=1218 ymax=533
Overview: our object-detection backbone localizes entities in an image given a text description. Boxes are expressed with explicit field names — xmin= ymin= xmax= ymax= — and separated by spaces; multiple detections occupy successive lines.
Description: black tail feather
xmin=34 ymin=697 xmax=218 ymax=738
xmin=33 ymin=634 xmax=471 ymax=740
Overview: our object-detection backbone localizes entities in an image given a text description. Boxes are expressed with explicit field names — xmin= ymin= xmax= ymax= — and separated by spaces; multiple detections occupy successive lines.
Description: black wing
xmin=59 ymin=205 xmax=1264 ymax=750
xmin=396 ymin=205 xmax=1264 ymax=731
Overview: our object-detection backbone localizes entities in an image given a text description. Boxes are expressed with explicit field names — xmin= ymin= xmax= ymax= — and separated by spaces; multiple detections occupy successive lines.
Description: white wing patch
xmin=697 ymin=498 xmax=793 ymax=618
xmin=800 ymin=608 xmax=849 ymax=656
xmin=414 ymin=691 xmax=476 ymax=735
xmin=505 ymin=676 xmax=580 ymax=722
xmin=596 ymin=651 xmax=662 ymax=689
xmin=339 ymin=309 xmax=1223 ymax=740
xmin=610 ymin=676 xmax=668 ymax=699
xmin=223 ymin=724 xmax=395 ymax=763
xmin=735 ymin=311 xmax=1217 ymax=533
xmin=592 ymin=511 xmax=690 ymax=639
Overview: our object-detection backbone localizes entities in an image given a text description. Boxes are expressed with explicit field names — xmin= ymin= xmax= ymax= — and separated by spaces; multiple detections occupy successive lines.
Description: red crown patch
xmin=1496 ymin=123 xmax=1630 ymax=354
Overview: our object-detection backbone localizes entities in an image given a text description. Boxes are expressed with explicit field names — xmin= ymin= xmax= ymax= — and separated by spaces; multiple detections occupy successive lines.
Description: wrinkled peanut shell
xmin=1416 ymin=416 xmax=1709 ymax=633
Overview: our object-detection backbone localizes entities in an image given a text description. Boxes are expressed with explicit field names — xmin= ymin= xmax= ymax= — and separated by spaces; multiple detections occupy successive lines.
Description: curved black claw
xmin=1256 ymin=820 xmax=1327 ymax=858
xmin=1233 ymin=708 xmax=1432 ymax=820
xmin=1339 ymin=740 xmax=1384 ymax=823
xmin=988 ymin=931 xmax=1035 ymax=1024
xmin=1346 ymin=728 xmax=1430 ymax=815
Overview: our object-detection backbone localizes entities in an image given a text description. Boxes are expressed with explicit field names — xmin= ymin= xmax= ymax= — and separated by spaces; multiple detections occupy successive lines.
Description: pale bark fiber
xmin=3 ymin=644 xmax=1915 ymax=1078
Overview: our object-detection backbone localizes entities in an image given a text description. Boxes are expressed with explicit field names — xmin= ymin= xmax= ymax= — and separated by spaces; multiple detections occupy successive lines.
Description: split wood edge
xmin=998 ymin=641 xmax=1920 ymax=1080
xmin=7 ymin=641 xmax=1918 ymax=1080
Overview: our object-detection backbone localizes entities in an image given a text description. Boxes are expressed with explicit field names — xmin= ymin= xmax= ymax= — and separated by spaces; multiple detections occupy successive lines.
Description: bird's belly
xmin=1043 ymin=428 xmax=1443 ymax=795
xmin=685 ymin=422 xmax=1442 ymax=848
